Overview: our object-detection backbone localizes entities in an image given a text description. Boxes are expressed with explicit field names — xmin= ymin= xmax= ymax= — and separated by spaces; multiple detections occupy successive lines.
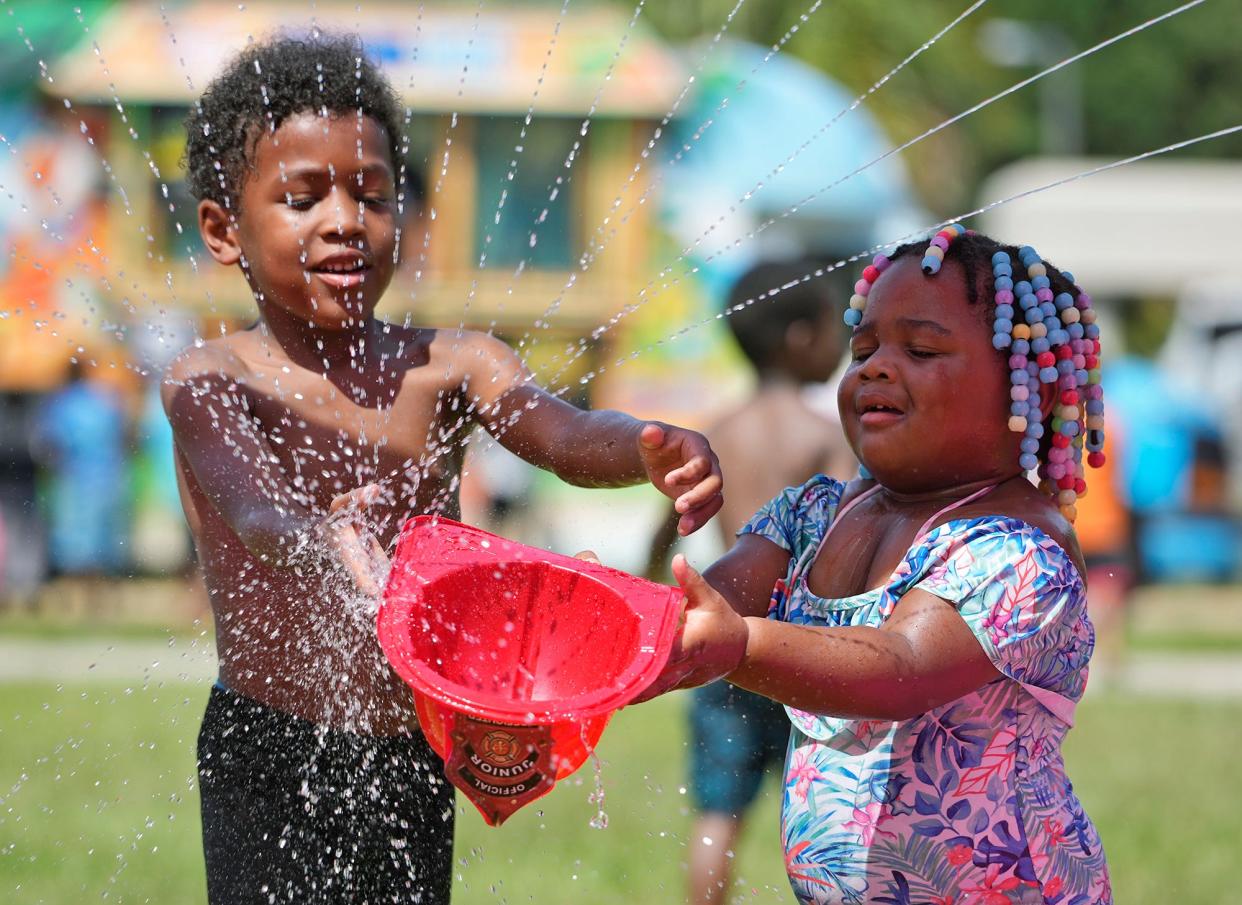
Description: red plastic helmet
xmin=378 ymin=516 xmax=683 ymax=825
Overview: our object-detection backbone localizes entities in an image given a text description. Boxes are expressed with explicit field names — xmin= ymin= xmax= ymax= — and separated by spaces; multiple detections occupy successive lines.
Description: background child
xmin=645 ymin=260 xmax=854 ymax=905
xmin=166 ymin=34 xmax=722 ymax=905
xmin=31 ymin=361 xmax=128 ymax=581
xmin=637 ymin=230 xmax=1111 ymax=903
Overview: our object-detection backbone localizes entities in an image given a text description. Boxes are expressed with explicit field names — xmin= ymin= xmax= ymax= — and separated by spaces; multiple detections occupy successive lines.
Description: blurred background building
xmin=0 ymin=0 xmax=1239 ymax=597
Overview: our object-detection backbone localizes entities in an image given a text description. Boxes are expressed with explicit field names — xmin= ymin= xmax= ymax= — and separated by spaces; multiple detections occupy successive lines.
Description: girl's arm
xmin=642 ymin=557 xmax=1000 ymax=720
xmin=731 ymin=588 xmax=1001 ymax=720
xmin=630 ymin=538 xmax=790 ymax=702
xmin=459 ymin=332 xmax=723 ymax=535
xmin=700 ymin=534 xmax=792 ymax=618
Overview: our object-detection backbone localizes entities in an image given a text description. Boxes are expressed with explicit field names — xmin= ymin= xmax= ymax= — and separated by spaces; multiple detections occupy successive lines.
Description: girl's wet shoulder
xmin=786 ymin=473 xmax=846 ymax=511
xmin=929 ymin=492 xmax=1086 ymax=578
xmin=834 ymin=476 xmax=876 ymax=512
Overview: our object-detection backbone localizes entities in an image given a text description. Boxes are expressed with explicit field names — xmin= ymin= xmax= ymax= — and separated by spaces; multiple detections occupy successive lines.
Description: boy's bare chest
xmin=243 ymin=365 xmax=468 ymax=505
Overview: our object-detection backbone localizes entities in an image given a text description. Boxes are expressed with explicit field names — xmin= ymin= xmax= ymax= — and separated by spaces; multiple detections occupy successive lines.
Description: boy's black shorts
xmin=198 ymin=685 xmax=454 ymax=904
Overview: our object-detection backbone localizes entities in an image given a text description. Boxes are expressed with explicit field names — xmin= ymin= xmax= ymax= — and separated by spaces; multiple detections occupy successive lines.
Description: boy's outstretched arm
xmin=460 ymin=333 xmax=723 ymax=535
xmin=162 ymin=347 xmax=386 ymax=593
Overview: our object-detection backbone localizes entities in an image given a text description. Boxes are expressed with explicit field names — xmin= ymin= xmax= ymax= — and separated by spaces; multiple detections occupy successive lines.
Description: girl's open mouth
xmin=858 ymin=402 xmax=905 ymax=427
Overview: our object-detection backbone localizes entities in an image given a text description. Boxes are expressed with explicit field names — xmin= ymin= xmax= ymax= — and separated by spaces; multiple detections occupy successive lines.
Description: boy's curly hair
xmin=184 ymin=32 xmax=406 ymax=211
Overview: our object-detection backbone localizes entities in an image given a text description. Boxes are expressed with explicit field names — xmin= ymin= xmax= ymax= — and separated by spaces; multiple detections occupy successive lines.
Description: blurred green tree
xmin=0 ymin=1 xmax=111 ymax=101
xmin=643 ymin=0 xmax=1242 ymax=213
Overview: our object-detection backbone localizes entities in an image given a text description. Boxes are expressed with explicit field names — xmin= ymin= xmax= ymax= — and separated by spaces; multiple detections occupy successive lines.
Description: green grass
xmin=10 ymin=614 xmax=1242 ymax=656
xmin=0 ymin=682 xmax=208 ymax=904
xmin=0 ymin=614 xmax=205 ymax=643
xmin=1064 ymin=694 xmax=1242 ymax=903
xmin=1125 ymin=630 xmax=1242 ymax=654
xmin=1 ymin=683 xmax=1240 ymax=904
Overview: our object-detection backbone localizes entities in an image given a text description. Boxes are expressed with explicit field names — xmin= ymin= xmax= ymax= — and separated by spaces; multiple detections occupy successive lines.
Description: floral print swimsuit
xmin=739 ymin=476 xmax=1111 ymax=905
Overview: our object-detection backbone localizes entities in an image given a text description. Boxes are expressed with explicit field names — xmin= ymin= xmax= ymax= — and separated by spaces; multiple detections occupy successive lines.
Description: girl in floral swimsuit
xmin=641 ymin=230 xmax=1111 ymax=904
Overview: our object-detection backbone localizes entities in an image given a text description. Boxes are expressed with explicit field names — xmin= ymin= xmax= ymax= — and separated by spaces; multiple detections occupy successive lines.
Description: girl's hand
xmin=632 ymin=554 xmax=749 ymax=703
xmin=322 ymin=484 xmax=390 ymax=597
xmin=638 ymin=424 xmax=724 ymax=537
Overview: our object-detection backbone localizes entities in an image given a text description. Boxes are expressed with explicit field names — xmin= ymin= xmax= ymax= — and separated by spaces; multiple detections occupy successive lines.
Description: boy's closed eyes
xmin=280 ymin=165 xmax=396 ymax=209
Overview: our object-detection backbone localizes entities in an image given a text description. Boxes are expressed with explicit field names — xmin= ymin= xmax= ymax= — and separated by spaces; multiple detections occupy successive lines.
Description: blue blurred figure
xmin=1107 ymin=355 xmax=1238 ymax=582
xmin=33 ymin=362 xmax=129 ymax=576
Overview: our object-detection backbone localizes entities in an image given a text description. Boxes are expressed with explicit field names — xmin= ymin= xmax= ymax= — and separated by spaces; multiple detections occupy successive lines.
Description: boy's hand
xmin=323 ymin=484 xmax=390 ymax=597
xmin=638 ymin=423 xmax=723 ymax=536
xmin=632 ymin=554 xmax=748 ymax=703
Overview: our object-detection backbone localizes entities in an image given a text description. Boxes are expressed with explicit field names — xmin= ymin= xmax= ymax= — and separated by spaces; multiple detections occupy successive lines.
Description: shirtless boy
xmin=165 ymin=34 xmax=721 ymax=904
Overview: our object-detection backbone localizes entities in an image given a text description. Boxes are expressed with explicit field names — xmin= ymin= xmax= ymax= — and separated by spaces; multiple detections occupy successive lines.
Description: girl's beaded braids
xmin=845 ymin=227 xmax=1105 ymax=523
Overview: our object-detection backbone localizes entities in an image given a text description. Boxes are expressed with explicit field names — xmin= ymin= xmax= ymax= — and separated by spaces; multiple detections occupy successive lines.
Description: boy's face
xmin=208 ymin=111 xmax=399 ymax=330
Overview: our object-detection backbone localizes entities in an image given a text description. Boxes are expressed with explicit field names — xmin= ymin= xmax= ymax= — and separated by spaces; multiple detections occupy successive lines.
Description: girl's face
xmin=838 ymin=255 xmax=1023 ymax=493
